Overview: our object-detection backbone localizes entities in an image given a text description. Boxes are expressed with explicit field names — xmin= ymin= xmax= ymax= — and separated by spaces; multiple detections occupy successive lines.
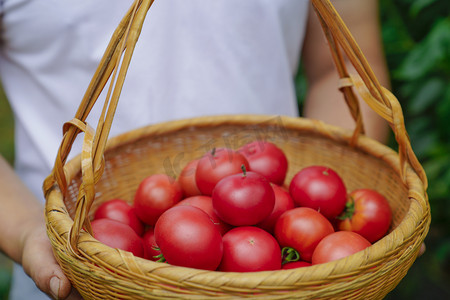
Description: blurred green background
xmin=379 ymin=0 xmax=450 ymax=298
xmin=0 ymin=0 xmax=449 ymax=299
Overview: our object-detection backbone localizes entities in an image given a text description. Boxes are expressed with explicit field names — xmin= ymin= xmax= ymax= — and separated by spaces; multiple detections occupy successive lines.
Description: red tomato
xmin=212 ymin=170 xmax=275 ymax=226
xmin=336 ymin=188 xmax=392 ymax=243
xmin=91 ymin=219 xmax=144 ymax=258
xmin=311 ymin=231 xmax=371 ymax=265
xmin=178 ymin=159 xmax=202 ymax=198
xmin=257 ymin=184 xmax=295 ymax=234
xmin=218 ymin=226 xmax=281 ymax=272
xmin=238 ymin=140 xmax=288 ymax=185
xmin=195 ymin=148 xmax=249 ymax=195
xmin=274 ymin=207 xmax=334 ymax=262
xmin=142 ymin=227 xmax=162 ymax=261
xmin=175 ymin=195 xmax=233 ymax=235
xmin=282 ymin=261 xmax=311 ymax=270
xmin=94 ymin=198 xmax=145 ymax=236
xmin=289 ymin=166 xmax=347 ymax=219
xmin=154 ymin=205 xmax=223 ymax=270
xmin=133 ymin=174 xmax=182 ymax=226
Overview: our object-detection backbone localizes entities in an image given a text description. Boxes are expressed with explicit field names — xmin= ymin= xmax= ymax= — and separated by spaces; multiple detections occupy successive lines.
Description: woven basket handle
xmin=310 ymin=0 xmax=427 ymax=188
xmin=43 ymin=0 xmax=427 ymax=253
xmin=43 ymin=0 xmax=155 ymax=251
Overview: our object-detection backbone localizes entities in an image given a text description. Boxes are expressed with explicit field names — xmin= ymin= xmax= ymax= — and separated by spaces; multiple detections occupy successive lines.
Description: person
xmin=0 ymin=0 xmax=390 ymax=299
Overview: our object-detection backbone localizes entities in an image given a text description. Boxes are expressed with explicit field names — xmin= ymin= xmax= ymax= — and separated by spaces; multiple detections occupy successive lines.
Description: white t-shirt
xmin=0 ymin=0 xmax=309 ymax=299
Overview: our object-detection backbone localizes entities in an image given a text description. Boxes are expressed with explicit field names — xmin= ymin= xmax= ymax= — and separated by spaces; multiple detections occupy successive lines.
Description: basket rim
xmin=45 ymin=114 xmax=430 ymax=292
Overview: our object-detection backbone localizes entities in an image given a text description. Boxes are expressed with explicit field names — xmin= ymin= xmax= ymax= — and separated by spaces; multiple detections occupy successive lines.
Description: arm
xmin=0 ymin=155 xmax=75 ymax=299
xmin=302 ymin=0 xmax=390 ymax=143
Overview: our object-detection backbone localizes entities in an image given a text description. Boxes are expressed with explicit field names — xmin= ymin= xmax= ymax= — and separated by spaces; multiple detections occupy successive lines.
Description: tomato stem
xmin=152 ymin=246 xmax=167 ymax=263
xmin=211 ymin=147 xmax=216 ymax=157
xmin=154 ymin=253 xmax=166 ymax=263
xmin=281 ymin=247 xmax=300 ymax=265
xmin=241 ymin=164 xmax=247 ymax=177
xmin=337 ymin=195 xmax=355 ymax=220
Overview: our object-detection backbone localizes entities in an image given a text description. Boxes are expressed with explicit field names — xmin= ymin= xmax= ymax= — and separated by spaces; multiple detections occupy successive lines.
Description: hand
xmin=419 ymin=243 xmax=426 ymax=256
xmin=20 ymin=224 xmax=82 ymax=300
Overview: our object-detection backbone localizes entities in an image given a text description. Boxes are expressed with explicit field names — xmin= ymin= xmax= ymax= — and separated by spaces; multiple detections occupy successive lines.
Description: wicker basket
xmin=43 ymin=0 xmax=430 ymax=299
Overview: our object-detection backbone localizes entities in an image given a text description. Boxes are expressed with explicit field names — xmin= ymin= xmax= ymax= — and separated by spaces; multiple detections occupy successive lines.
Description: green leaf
xmin=426 ymin=143 xmax=450 ymax=158
xmin=422 ymin=155 xmax=450 ymax=180
xmin=0 ymin=269 xmax=11 ymax=300
xmin=410 ymin=0 xmax=438 ymax=17
xmin=394 ymin=18 xmax=450 ymax=80
xmin=380 ymin=1 xmax=415 ymax=57
xmin=408 ymin=77 xmax=446 ymax=114
xmin=427 ymin=161 xmax=450 ymax=204
xmin=428 ymin=180 xmax=450 ymax=201
xmin=399 ymin=82 xmax=417 ymax=99
xmin=295 ymin=63 xmax=308 ymax=108
xmin=435 ymin=240 xmax=450 ymax=263
xmin=409 ymin=130 xmax=438 ymax=158
xmin=406 ymin=116 xmax=431 ymax=135
xmin=406 ymin=117 xmax=436 ymax=158
xmin=436 ymin=86 xmax=450 ymax=140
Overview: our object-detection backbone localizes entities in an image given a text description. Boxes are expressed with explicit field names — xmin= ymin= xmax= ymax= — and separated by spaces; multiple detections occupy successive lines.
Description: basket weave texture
xmin=43 ymin=0 xmax=430 ymax=299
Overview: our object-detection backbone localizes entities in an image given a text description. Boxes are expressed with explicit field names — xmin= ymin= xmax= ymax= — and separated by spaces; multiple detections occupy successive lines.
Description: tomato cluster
xmin=91 ymin=140 xmax=392 ymax=271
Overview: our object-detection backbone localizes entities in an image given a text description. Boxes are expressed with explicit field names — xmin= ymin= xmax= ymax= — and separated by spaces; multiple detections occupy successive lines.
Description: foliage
xmin=0 ymin=86 xmax=14 ymax=165
xmin=382 ymin=0 xmax=450 ymax=226
xmin=381 ymin=0 xmax=449 ymax=236
xmin=380 ymin=0 xmax=450 ymax=298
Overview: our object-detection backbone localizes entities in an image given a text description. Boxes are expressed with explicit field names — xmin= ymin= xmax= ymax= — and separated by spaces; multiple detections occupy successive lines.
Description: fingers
xmin=419 ymin=243 xmax=426 ymax=256
xmin=20 ymin=226 xmax=73 ymax=299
